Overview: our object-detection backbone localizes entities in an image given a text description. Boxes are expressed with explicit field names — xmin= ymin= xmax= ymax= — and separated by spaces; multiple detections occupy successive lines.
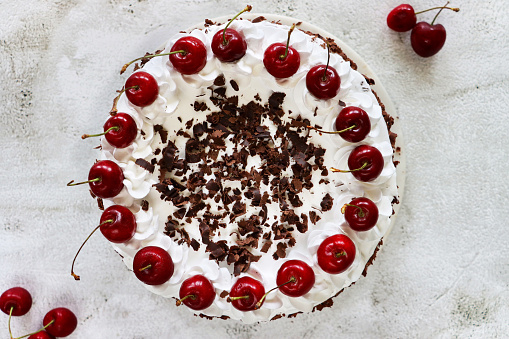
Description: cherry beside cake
xmin=74 ymin=12 xmax=401 ymax=323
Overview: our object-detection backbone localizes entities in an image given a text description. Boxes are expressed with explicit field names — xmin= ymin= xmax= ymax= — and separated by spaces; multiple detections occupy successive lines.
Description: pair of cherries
xmin=308 ymin=105 xmax=383 ymax=182
xmin=0 ymin=287 xmax=76 ymax=338
xmin=387 ymin=2 xmax=460 ymax=57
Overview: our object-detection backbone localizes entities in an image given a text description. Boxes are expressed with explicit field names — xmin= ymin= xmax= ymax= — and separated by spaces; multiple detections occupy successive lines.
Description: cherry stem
xmin=12 ymin=319 xmax=55 ymax=339
xmin=255 ymin=276 xmax=296 ymax=309
xmin=82 ymin=126 xmax=119 ymax=140
xmin=175 ymin=294 xmax=196 ymax=306
xmin=415 ymin=4 xmax=459 ymax=15
xmin=431 ymin=1 xmax=450 ymax=25
xmin=281 ymin=23 xmax=296 ymax=60
xmin=342 ymin=203 xmax=365 ymax=218
xmin=227 ymin=295 xmax=250 ymax=302
xmin=222 ymin=5 xmax=252 ymax=45
xmin=139 ymin=264 xmax=152 ymax=272
xmin=335 ymin=251 xmax=346 ymax=258
xmin=71 ymin=219 xmax=114 ymax=280
xmin=110 ymin=86 xmax=139 ymax=115
xmin=8 ymin=307 xmax=13 ymax=339
xmin=67 ymin=177 xmax=101 ymax=187
xmin=307 ymin=124 xmax=356 ymax=135
xmin=330 ymin=162 xmax=369 ymax=173
xmin=323 ymin=40 xmax=331 ymax=82
xmin=120 ymin=50 xmax=186 ymax=74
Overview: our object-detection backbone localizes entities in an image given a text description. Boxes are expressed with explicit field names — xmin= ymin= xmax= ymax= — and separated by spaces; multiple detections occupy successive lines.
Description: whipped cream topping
xmin=98 ymin=19 xmax=398 ymax=322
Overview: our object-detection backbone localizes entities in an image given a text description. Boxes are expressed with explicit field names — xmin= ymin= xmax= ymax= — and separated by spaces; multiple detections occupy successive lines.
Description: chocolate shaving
xmin=320 ymin=193 xmax=333 ymax=212
xmin=97 ymin=197 xmax=104 ymax=210
xmin=135 ymin=158 xmax=155 ymax=173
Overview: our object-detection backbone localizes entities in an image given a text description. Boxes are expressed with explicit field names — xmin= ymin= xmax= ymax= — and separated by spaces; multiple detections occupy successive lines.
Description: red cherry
xmin=263 ymin=23 xmax=300 ymax=78
xmin=387 ymin=4 xmax=417 ymax=32
xmin=276 ymin=260 xmax=315 ymax=297
xmin=263 ymin=43 xmax=300 ymax=78
xmin=100 ymin=205 xmax=137 ymax=243
xmin=317 ymin=234 xmax=356 ymax=274
xmin=335 ymin=106 xmax=371 ymax=142
xmin=228 ymin=276 xmax=265 ymax=311
xmin=411 ymin=22 xmax=446 ymax=57
xmin=0 ymin=287 xmax=32 ymax=316
xmin=177 ymin=275 xmax=215 ymax=310
xmin=85 ymin=160 xmax=124 ymax=198
xmin=212 ymin=28 xmax=247 ymax=62
xmin=125 ymin=71 xmax=159 ymax=107
xmin=343 ymin=197 xmax=379 ymax=231
xmin=306 ymin=64 xmax=340 ymax=99
xmin=82 ymin=113 xmax=137 ymax=148
xmin=28 ymin=331 xmax=55 ymax=339
xmin=133 ymin=246 xmax=174 ymax=285
xmin=103 ymin=113 xmax=137 ymax=148
xmin=169 ymin=36 xmax=207 ymax=75
xmin=347 ymin=145 xmax=384 ymax=182
xmin=43 ymin=307 xmax=77 ymax=338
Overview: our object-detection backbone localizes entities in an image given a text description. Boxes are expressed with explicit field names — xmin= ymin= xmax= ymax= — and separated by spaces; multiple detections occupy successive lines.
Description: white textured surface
xmin=0 ymin=0 xmax=507 ymax=338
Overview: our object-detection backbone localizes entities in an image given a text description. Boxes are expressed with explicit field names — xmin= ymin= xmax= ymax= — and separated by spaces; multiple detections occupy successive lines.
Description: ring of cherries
xmin=68 ymin=6 xmax=389 ymax=313
xmin=0 ymin=287 xmax=76 ymax=338
xmin=387 ymin=2 xmax=460 ymax=57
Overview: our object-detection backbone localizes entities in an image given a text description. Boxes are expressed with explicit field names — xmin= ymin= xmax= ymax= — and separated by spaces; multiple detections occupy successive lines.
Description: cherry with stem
xmin=308 ymin=106 xmax=371 ymax=142
xmin=342 ymin=197 xmax=379 ymax=232
xmin=211 ymin=6 xmax=252 ymax=62
xmin=82 ymin=113 xmax=138 ymax=148
xmin=67 ymin=160 xmax=124 ymax=199
xmin=263 ymin=23 xmax=301 ymax=78
xmin=331 ymin=145 xmax=384 ymax=182
xmin=306 ymin=39 xmax=340 ymax=99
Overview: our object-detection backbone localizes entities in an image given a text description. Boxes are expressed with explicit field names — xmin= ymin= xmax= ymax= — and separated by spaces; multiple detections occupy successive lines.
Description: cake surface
xmin=95 ymin=14 xmax=402 ymax=322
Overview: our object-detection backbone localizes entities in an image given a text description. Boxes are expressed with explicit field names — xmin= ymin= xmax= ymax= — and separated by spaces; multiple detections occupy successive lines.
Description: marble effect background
xmin=0 ymin=0 xmax=507 ymax=338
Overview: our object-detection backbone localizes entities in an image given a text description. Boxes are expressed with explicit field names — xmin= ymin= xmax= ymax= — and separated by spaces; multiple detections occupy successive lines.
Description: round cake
xmin=83 ymin=13 xmax=403 ymax=323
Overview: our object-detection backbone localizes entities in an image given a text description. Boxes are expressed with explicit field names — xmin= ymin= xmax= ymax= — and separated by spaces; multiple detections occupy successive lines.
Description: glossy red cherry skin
xmin=348 ymin=145 xmax=384 ymax=182
xmin=103 ymin=113 xmax=137 ymax=148
xmin=211 ymin=28 xmax=247 ymax=62
xmin=100 ymin=205 xmax=137 ymax=243
xmin=229 ymin=276 xmax=265 ymax=311
xmin=88 ymin=160 xmax=124 ymax=199
xmin=179 ymin=275 xmax=215 ymax=310
xmin=43 ymin=307 xmax=77 ymax=338
xmin=344 ymin=197 xmax=379 ymax=231
xmin=335 ymin=106 xmax=371 ymax=142
xmin=276 ymin=260 xmax=315 ymax=297
xmin=133 ymin=246 xmax=174 ymax=285
xmin=263 ymin=43 xmax=300 ymax=78
xmin=125 ymin=71 xmax=159 ymax=107
xmin=169 ymin=36 xmax=207 ymax=75
xmin=387 ymin=4 xmax=417 ymax=32
xmin=28 ymin=331 xmax=55 ymax=339
xmin=411 ymin=22 xmax=447 ymax=57
xmin=306 ymin=65 xmax=340 ymax=99
xmin=317 ymin=234 xmax=356 ymax=274
xmin=0 ymin=287 xmax=32 ymax=316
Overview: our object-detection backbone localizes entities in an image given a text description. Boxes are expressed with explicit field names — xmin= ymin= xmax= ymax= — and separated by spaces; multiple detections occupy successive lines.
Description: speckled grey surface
xmin=1 ymin=0 xmax=508 ymax=338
